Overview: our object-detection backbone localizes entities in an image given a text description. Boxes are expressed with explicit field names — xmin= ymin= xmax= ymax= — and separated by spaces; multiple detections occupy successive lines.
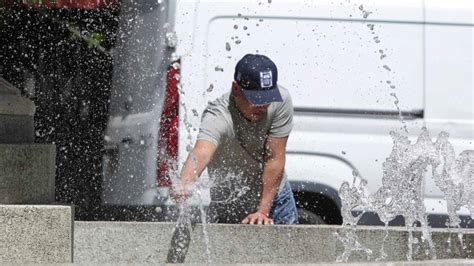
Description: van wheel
xmin=297 ymin=208 xmax=326 ymax=224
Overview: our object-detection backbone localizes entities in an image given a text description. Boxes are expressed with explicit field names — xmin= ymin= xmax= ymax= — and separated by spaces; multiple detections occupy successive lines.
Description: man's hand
xmin=171 ymin=139 xmax=218 ymax=203
xmin=241 ymin=211 xmax=274 ymax=225
xmin=170 ymin=182 xmax=192 ymax=203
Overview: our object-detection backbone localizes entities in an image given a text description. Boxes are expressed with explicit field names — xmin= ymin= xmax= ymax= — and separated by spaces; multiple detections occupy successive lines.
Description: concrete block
xmin=0 ymin=114 xmax=34 ymax=143
xmin=0 ymin=144 xmax=56 ymax=204
xmin=0 ymin=205 xmax=73 ymax=263
xmin=75 ymin=222 xmax=175 ymax=264
xmin=0 ymin=77 xmax=36 ymax=143
xmin=187 ymin=224 xmax=338 ymax=263
xmin=74 ymin=222 xmax=474 ymax=264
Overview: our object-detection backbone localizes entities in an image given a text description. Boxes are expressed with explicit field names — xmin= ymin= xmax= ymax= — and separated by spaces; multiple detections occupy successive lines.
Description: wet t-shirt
xmin=197 ymin=86 xmax=293 ymax=223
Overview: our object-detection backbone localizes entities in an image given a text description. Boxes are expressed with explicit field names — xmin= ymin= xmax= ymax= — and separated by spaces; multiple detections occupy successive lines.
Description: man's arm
xmin=171 ymin=139 xmax=217 ymax=201
xmin=241 ymin=136 xmax=288 ymax=224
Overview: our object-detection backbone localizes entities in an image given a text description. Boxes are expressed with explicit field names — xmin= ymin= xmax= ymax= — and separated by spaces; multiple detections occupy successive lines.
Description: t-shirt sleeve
xmin=269 ymin=91 xmax=294 ymax=138
xmin=196 ymin=102 xmax=227 ymax=146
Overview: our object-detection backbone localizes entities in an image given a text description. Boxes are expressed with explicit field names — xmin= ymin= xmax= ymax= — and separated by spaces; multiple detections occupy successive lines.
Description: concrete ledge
xmin=0 ymin=77 xmax=21 ymax=96
xmin=0 ymin=94 xmax=35 ymax=116
xmin=0 ymin=205 xmax=73 ymax=263
xmin=0 ymin=144 xmax=55 ymax=204
xmin=74 ymin=222 xmax=474 ymax=264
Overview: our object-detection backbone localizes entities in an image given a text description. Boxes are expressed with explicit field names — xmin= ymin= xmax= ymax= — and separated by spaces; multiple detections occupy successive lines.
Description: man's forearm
xmin=179 ymin=140 xmax=217 ymax=186
xmin=179 ymin=153 xmax=202 ymax=184
xmin=257 ymin=158 xmax=285 ymax=216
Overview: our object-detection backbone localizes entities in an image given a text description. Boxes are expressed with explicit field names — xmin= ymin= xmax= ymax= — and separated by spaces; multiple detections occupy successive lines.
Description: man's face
xmin=232 ymin=81 xmax=270 ymax=122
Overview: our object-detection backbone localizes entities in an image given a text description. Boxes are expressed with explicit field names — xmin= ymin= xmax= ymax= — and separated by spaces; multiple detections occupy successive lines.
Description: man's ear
xmin=231 ymin=81 xmax=239 ymax=95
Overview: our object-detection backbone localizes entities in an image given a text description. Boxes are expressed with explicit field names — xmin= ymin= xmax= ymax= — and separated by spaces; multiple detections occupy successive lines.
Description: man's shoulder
xmin=270 ymin=85 xmax=293 ymax=113
xmin=198 ymin=93 xmax=232 ymax=143
xmin=202 ymin=92 xmax=231 ymax=121
xmin=206 ymin=93 xmax=230 ymax=110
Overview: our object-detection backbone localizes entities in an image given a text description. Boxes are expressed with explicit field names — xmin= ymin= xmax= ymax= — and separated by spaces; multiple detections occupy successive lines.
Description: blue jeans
xmin=269 ymin=181 xmax=298 ymax=224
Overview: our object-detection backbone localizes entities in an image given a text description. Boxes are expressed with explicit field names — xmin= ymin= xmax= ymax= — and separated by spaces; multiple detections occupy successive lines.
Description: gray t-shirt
xmin=197 ymin=86 xmax=293 ymax=223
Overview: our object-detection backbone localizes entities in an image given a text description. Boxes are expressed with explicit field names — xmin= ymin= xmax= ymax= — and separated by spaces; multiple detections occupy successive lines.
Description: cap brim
xmin=242 ymin=87 xmax=283 ymax=105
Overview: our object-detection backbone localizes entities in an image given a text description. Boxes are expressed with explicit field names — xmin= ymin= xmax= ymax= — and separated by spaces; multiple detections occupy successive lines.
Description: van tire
xmin=297 ymin=208 xmax=326 ymax=224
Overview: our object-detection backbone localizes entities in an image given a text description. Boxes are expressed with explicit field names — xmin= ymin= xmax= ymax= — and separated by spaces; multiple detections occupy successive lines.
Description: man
xmin=172 ymin=54 xmax=298 ymax=225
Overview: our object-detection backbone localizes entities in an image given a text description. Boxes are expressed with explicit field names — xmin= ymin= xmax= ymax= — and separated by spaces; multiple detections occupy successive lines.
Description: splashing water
xmin=167 ymin=151 xmax=215 ymax=263
xmin=165 ymin=58 xmax=214 ymax=262
xmin=337 ymin=128 xmax=473 ymax=262
xmin=335 ymin=4 xmax=473 ymax=262
xmin=166 ymin=201 xmax=192 ymax=263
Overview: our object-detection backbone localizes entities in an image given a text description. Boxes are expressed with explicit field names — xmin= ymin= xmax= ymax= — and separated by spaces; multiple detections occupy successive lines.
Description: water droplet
xmin=235 ymin=40 xmax=242 ymax=45
xmin=214 ymin=66 xmax=224 ymax=72
xmin=362 ymin=11 xmax=372 ymax=19
xmin=207 ymin=84 xmax=214 ymax=92
xmin=225 ymin=42 xmax=231 ymax=51
xmin=383 ymin=65 xmax=391 ymax=71
xmin=233 ymin=25 xmax=238 ymax=29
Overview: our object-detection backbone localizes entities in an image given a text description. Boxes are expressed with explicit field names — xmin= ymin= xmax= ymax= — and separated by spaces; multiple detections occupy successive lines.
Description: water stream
xmin=337 ymin=128 xmax=473 ymax=262
xmin=335 ymin=3 xmax=473 ymax=262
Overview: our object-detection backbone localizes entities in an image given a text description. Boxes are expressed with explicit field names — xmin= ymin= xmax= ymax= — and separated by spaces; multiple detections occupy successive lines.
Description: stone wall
xmin=74 ymin=222 xmax=474 ymax=264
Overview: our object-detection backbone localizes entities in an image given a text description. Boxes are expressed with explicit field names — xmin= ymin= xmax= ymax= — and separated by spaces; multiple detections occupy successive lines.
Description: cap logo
xmin=260 ymin=71 xmax=273 ymax=88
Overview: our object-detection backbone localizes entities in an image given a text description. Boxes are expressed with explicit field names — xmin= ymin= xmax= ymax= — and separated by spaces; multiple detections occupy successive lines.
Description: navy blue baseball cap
xmin=234 ymin=54 xmax=283 ymax=105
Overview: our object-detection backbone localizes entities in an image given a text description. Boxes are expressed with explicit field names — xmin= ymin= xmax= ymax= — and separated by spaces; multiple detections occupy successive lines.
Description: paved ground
xmin=314 ymin=259 xmax=474 ymax=265
xmin=48 ymin=259 xmax=474 ymax=265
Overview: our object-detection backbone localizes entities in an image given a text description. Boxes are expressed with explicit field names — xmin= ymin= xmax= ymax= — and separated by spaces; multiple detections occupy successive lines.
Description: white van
xmin=102 ymin=0 xmax=473 ymax=225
